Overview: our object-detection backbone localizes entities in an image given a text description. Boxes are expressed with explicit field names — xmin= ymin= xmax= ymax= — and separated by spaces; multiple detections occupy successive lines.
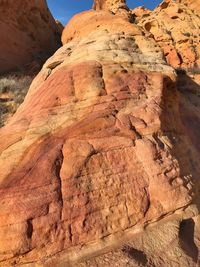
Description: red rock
xmin=0 ymin=0 xmax=63 ymax=74
xmin=0 ymin=0 xmax=200 ymax=266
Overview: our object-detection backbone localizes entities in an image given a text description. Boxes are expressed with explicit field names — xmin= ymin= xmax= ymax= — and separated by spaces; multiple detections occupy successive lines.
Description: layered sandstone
xmin=0 ymin=0 xmax=200 ymax=266
xmin=0 ymin=0 xmax=63 ymax=74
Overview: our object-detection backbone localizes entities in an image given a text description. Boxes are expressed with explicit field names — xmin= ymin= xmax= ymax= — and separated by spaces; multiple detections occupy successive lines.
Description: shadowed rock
xmin=0 ymin=0 xmax=63 ymax=74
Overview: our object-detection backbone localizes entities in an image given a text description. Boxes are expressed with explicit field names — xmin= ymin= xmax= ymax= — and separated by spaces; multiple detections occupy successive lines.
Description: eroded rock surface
xmin=0 ymin=0 xmax=63 ymax=74
xmin=93 ymin=0 xmax=128 ymax=13
xmin=177 ymin=0 xmax=200 ymax=14
xmin=136 ymin=0 xmax=200 ymax=68
xmin=0 ymin=0 xmax=200 ymax=266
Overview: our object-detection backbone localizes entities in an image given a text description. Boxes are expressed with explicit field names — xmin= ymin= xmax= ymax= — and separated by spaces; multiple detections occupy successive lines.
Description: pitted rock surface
xmin=136 ymin=0 xmax=200 ymax=68
xmin=93 ymin=0 xmax=128 ymax=13
xmin=0 ymin=0 xmax=200 ymax=266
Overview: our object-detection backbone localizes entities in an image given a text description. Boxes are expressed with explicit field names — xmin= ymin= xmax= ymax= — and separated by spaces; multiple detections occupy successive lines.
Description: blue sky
xmin=47 ymin=0 xmax=162 ymax=26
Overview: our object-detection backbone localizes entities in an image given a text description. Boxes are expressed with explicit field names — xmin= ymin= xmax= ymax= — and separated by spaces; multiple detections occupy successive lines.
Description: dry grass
xmin=0 ymin=75 xmax=32 ymax=127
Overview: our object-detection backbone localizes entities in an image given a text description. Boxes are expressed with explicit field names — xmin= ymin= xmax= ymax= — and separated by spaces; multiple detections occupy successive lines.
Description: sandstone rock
xmin=93 ymin=0 xmax=129 ymax=13
xmin=0 ymin=0 xmax=200 ymax=266
xmin=77 ymin=214 xmax=200 ymax=267
xmin=131 ymin=6 xmax=151 ymax=18
xmin=0 ymin=0 xmax=63 ymax=74
xmin=92 ymin=0 xmax=133 ymax=22
xmin=137 ymin=0 xmax=200 ymax=68
xmin=177 ymin=0 xmax=200 ymax=14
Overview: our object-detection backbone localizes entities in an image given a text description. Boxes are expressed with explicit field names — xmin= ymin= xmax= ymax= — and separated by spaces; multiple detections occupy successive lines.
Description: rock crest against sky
xmin=47 ymin=0 xmax=162 ymax=25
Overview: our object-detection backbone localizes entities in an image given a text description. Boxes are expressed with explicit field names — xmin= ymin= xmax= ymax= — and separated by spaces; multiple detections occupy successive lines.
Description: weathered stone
xmin=0 ymin=0 xmax=200 ymax=266
xmin=137 ymin=0 xmax=200 ymax=68
xmin=93 ymin=0 xmax=129 ymax=13
xmin=0 ymin=0 xmax=63 ymax=74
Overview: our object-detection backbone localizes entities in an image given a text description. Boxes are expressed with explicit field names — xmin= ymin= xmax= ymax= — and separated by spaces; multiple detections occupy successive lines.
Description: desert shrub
xmin=187 ymin=68 xmax=200 ymax=74
xmin=0 ymin=75 xmax=31 ymax=91
xmin=0 ymin=75 xmax=32 ymax=127
xmin=12 ymin=76 xmax=32 ymax=103
xmin=0 ymin=103 xmax=11 ymax=127
xmin=0 ymin=75 xmax=32 ymax=101
xmin=0 ymin=77 xmax=17 ymax=94
xmin=0 ymin=75 xmax=32 ymax=94
xmin=175 ymin=67 xmax=200 ymax=75
xmin=0 ymin=103 xmax=10 ymax=115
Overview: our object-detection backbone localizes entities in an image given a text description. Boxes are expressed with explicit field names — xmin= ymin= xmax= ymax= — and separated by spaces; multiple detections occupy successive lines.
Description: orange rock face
xmin=0 ymin=0 xmax=62 ymax=74
xmin=0 ymin=0 xmax=200 ymax=266
xmin=131 ymin=6 xmax=151 ymax=18
xmin=137 ymin=0 xmax=200 ymax=69
xmin=93 ymin=0 xmax=128 ymax=12
xmin=177 ymin=0 xmax=200 ymax=14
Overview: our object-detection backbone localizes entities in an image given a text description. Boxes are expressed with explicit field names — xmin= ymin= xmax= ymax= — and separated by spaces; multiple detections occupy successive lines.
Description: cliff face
xmin=0 ymin=1 xmax=200 ymax=266
xmin=0 ymin=0 xmax=62 ymax=74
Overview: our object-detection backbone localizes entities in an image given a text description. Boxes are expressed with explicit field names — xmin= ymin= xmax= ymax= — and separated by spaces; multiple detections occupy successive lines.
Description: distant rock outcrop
xmin=0 ymin=0 xmax=63 ymax=74
xmin=0 ymin=0 xmax=200 ymax=266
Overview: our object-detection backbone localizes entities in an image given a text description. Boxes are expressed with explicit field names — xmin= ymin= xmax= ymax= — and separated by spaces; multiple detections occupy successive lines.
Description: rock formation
xmin=135 ymin=0 xmax=200 ymax=68
xmin=93 ymin=0 xmax=129 ymax=13
xmin=131 ymin=6 xmax=151 ymax=18
xmin=0 ymin=0 xmax=200 ymax=266
xmin=0 ymin=0 xmax=63 ymax=74
xmin=177 ymin=0 xmax=200 ymax=14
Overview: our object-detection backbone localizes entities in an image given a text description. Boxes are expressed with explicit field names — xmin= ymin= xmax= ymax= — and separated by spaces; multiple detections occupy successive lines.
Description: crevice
xmin=124 ymin=200 xmax=131 ymax=225
xmin=46 ymin=60 xmax=64 ymax=70
xmin=44 ymin=68 xmax=52 ymax=81
xmin=27 ymin=219 xmax=33 ymax=239
xmin=71 ymin=70 xmax=76 ymax=97
xmin=130 ymin=123 xmax=142 ymax=139
xmin=143 ymin=187 xmax=150 ymax=218
xmin=99 ymin=63 xmax=106 ymax=92
xmin=179 ymin=218 xmax=198 ymax=263
xmin=54 ymin=146 xmax=64 ymax=220
xmin=177 ymin=52 xmax=183 ymax=65
xmin=68 ymin=224 xmax=73 ymax=242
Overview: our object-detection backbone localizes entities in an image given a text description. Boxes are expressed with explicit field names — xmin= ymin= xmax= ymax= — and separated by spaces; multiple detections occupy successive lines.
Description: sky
xmin=47 ymin=0 xmax=162 ymax=26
